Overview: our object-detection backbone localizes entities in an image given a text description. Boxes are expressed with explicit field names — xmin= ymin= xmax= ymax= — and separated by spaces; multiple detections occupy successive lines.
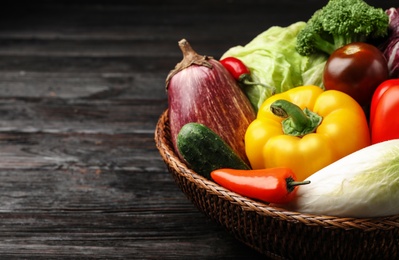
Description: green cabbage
xmin=221 ymin=21 xmax=328 ymax=111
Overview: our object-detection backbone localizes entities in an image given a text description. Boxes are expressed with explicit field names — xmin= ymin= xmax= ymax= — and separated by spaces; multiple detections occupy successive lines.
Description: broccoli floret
xmin=296 ymin=0 xmax=389 ymax=56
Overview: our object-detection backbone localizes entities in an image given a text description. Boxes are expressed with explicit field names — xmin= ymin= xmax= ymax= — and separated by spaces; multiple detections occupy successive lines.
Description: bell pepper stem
xmin=270 ymin=99 xmax=322 ymax=137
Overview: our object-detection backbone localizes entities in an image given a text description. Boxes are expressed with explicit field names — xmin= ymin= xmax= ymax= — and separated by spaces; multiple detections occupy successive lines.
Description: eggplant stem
xmin=166 ymin=39 xmax=213 ymax=89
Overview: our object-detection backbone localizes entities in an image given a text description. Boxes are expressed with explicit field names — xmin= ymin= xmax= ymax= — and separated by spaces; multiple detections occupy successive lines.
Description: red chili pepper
xmin=370 ymin=79 xmax=399 ymax=144
xmin=220 ymin=57 xmax=275 ymax=93
xmin=210 ymin=167 xmax=310 ymax=204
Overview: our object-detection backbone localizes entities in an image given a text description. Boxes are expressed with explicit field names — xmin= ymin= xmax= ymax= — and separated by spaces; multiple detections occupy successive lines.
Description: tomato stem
xmin=271 ymin=99 xmax=322 ymax=137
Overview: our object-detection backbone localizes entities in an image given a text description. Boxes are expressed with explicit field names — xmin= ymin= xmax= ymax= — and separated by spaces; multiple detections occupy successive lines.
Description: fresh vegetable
xmin=221 ymin=22 xmax=328 ymax=111
xmin=277 ymin=139 xmax=399 ymax=218
xmin=380 ymin=7 xmax=399 ymax=78
xmin=245 ymin=85 xmax=370 ymax=181
xmin=219 ymin=57 xmax=248 ymax=81
xmin=166 ymin=39 xmax=256 ymax=164
xmin=220 ymin=56 xmax=275 ymax=110
xmin=370 ymin=79 xmax=399 ymax=144
xmin=323 ymin=42 xmax=389 ymax=107
xmin=296 ymin=0 xmax=389 ymax=56
xmin=177 ymin=123 xmax=250 ymax=180
xmin=211 ymin=167 xmax=310 ymax=204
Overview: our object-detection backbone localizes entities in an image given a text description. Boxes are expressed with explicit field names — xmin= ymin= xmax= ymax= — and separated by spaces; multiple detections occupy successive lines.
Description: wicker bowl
xmin=155 ymin=109 xmax=399 ymax=259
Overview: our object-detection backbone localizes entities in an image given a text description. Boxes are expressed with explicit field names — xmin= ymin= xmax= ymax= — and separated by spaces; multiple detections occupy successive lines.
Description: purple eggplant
xmin=166 ymin=39 xmax=256 ymax=164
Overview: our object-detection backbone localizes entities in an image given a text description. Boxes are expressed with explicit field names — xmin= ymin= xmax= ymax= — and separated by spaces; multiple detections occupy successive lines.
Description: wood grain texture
xmin=0 ymin=0 xmax=395 ymax=258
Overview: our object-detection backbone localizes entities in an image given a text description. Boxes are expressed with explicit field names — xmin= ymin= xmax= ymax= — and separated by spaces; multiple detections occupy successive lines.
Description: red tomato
xmin=323 ymin=42 xmax=389 ymax=107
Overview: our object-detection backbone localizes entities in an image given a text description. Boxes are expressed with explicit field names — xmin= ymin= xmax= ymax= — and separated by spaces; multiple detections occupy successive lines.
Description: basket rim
xmin=155 ymin=109 xmax=399 ymax=231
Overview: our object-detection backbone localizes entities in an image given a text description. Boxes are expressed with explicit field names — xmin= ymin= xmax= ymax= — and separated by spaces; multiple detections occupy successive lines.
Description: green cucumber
xmin=177 ymin=122 xmax=250 ymax=179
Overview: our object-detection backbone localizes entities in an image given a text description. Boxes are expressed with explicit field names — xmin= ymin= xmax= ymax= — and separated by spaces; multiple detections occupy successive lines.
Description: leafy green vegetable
xmin=279 ymin=139 xmax=399 ymax=218
xmin=221 ymin=22 xmax=327 ymax=112
xmin=296 ymin=0 xmax=389 ymax=56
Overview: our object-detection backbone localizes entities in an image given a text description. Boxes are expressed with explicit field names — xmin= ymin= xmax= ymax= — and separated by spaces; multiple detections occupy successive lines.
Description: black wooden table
xmin=0 ymin=1 xmax=395 ymax=258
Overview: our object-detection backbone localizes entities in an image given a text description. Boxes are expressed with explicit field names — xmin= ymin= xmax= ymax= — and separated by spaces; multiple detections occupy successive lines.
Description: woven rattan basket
xmin=155 ymin=109 xmax=399 ymax=259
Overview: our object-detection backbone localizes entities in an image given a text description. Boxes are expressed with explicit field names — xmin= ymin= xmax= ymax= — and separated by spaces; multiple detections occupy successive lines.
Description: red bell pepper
xmin=210 ymin=167 xmax=310 ymax=204
xmin=370 ymin=79 xmax=399 ymax=144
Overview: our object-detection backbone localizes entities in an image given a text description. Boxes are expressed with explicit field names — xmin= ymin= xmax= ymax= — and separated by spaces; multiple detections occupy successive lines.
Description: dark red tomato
xmin=323 ymin=42 xmax=389 ymax=107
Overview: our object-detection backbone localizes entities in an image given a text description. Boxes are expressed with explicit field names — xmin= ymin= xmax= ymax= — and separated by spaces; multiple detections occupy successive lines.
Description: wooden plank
xmin=0 ymin=132 xmax=162 ymax=169
xmin=0 ymin=211 xmax=264 ymax=258
xmin=0 ymin=134 xmax=264 ymax=258
xmin=0 ymin=99 xmax=167 ymax=133
xmin=0 ymin=71 xmax=167 ymax=100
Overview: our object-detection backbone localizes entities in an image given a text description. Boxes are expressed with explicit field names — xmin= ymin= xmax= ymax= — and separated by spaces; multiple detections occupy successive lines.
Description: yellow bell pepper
xmin=245 ymin=85 xmax=370 ymax=181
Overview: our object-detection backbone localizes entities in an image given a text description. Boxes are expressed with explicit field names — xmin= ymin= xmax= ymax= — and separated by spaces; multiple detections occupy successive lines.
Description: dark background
xmin=0 ymin=0 xmax=395 ymax=258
